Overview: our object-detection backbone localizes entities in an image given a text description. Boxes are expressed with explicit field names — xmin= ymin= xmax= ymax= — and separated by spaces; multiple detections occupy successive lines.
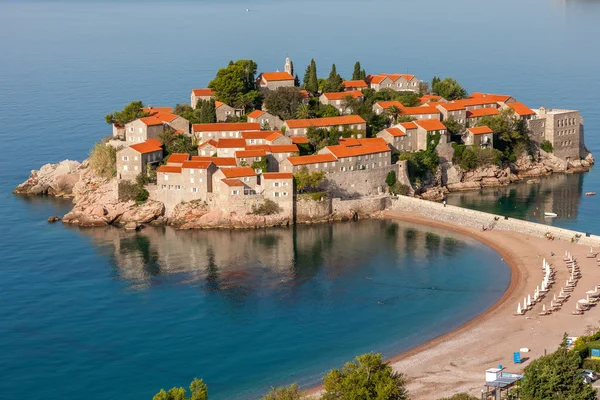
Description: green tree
xmin=208 ymin=60 xmax=261 ymax=111
xmin=105 ymin=100 xmax=148 ymax=125
xmin=264 ymin=87 xmax=305 ymax=120
xmin=322 ymin=353 xmax=409 ymax=400
xmin=89 ymin=142 xmax=116 ymax=179
xmin=540 ymin=139 xmax=553 ymax=153
xmin=386 ymin=170 xmax=397 ymax=188
xmin=341 ymin=94 xmax=360 ymax=115
xmin=386 ymin=105 xmax=402 ymax=124
xmin=316 ymin=104 xmax=340 ymax=118
xmin=294 ymin=166 xmax=326 ymax=192
xmin=479 ymin=108 xmax=530 ymax=162
xmin=303 ymin=59 xmax=318 ymax=95
xmin=431 ymin=77 xmax=468 ymax=100
xmin=262 ymin=384 xmax=304 ymax=400
xmin=323 ymin=64 xmax=343 ymax=92
xmin=294 ymin=74 xmax=300 ymax=87
xmin=152 ymin=378 xmax=208 ymax=400
xmin=520 ymin=334 xmax=596 ymax=400
xmin=443 ymin=117 xmax=464 ymax=142
xmin=158 ymin=128 xmax=195 ymax=155
xmin=174 ymin=101 xmax=216 ymax=124
xmin=352 ymin=61 xmax=366 ymax=81
xmin=295 ymin=104 xmax=313 ymax=119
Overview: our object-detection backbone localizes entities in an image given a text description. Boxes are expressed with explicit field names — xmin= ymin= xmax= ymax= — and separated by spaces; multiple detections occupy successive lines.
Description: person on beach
xmin=443 ymin=199 xmax=446 ymax=207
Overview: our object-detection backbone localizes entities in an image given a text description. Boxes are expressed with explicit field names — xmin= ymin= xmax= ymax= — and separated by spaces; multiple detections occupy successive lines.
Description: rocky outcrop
xmin=168 ymin=200 xmax=291 ymax=229
xmin=14 ymin=160 xmax=81 ymax=196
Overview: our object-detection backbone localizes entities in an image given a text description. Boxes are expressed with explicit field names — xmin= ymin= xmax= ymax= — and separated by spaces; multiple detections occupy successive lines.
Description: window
xmin=232 ymin=190 xmax=240 ymax=195
xmin=274 ymin=182 xmax=280 ymax=187
xmin=229 ymin=132 xmax=233 ymax=137
xmin=134 ymin=156 xmax=138 ymax=161
xmin=123 ymin=165 xmax=128 ymax=171
xmin=274 ymin=192 xmax=281 ymax=197
xmin=199 ymin=178 xmax=203 ymax=183
xmin=190 ymin=169 xmax=194 ymax=174
xmin=190 ymin=178 xmax=194 ymax=184
xmin=122 ymin=156 xmax=129 ymax=161
xmin=192 ymin=188 xmax=198 ymax=193
xmin=129 ymin=127 xmax=134 ymax=132
xmin=161 ymin=184 xmax=166 ymax=189
xmin=176 ymin=185 xmax=181 ymax=190
xmin=250 ymin=139 xmax=256 ymax=144
xmin=164 ymin=175 xmax=169 ymax=181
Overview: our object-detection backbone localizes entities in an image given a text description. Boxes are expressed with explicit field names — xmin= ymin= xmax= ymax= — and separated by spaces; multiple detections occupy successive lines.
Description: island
xmin=14 ymin=57 xmax=594 ymax=230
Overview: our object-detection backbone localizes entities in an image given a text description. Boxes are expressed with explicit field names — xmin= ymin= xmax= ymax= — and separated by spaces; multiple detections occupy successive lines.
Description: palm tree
xmin=296 ymin=104 xmax=312 ymax=119
xmin=386 ymin=105 xmax=402 ymax=124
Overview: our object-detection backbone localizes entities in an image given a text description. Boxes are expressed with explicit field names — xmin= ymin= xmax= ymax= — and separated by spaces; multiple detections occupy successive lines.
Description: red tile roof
xmin=166 ymin=153 xmax=189 ymax=164
xmin=221 ymin=166 xmax=256 ymax=178
xmin=129 ymin=139 xmax=163 ymax=154
xmin=324 ymin=143 xmax=390 ymax=158
xmin=437 ymin=103 xmax=465 ymax=111
xmin=190 ymin=156 xmax=237 ymax=167
xmin=222 ymin=178 xmax=245 ymax=187
xmin=245 ymin=145 xmax=272 ymax=152
xmin=365 ymin=75 xmax=387 ymax=85
xmin=198 ymin=139 xmax=218 ymax=149
xmin=470 ymin=92 xmax=513 ymax=103
xmin=181 ymin=160 xmax=212 ymax=169
xmin=376 ymin=101 xmax=404 ymax=110
xmin=262 ymin=172 xmax=293 ymax=180
xmin=157 ymin=165 xmax=182 ymax=173
xmin=419 ymin=95 xmax=442 ymax=104
xmin=260 ymin=72 xmax=294 ymax=81
xmin=139 ymin=116 xmax=164 ymax=126
xmin=385 ymin=128 xmax=406 ymax=137
xmin=466 ymin=108 xmax=499 ymax=118
xmin=338 ymin=137 xmax=360 ymax=147
xmin=401 ymin=106 xmax=440 ymax=115
xmin=286 ymin=153 xmax=337 ymax=166
xmin=299 ymin=90 xmax=309 ymax=99
xmin=399 ymin=122 xmax=418 ymax=130
xmin=235 ymin=149 xmax=267 ymax=158
xmin=380 ymin=73 xmax=416 ymax=82
xmin=342 ymin=80 xmax=368 ymax=89
xmin=414 ymin=119 xmax=446 ymax=131
xmin=452 ymin=98 xmax=499 ymax=107
xmin=507 ymin=102 xmax=535 ymax=116
xmin=322 ymin=90 xmax=363 ymax=100
xmin=192 ymin=88 xmax=214 ymax=96
xmin=247 ymin=110 xmax=265 ymax=119
xmin=144 ymin=107 xmax=173 ymax=115
xmin=192 ymin=122 xmax=261 ymax=132
xmin=468 ymin=126 xmax=494 ymax=135
xmin=285 ymin=115 xmax=366 ymax=129
xmin=270 ymin=144 xmax=299 ymax=153
xmin=290 ymin=136 xmax=309 ymax=144
xmin=265 ymin=132 xmax=283 ymax=142
xmin=356 ymin=137 xmax=388 ymax=146
xmin=242 ymin=131 xmax=274 ymax=139
xmin=216 ymin=138 xmax=247 ymax=148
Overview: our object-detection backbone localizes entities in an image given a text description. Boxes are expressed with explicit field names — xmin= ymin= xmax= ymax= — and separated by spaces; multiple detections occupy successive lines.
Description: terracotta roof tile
xmin=260 ymin=72 xmax=294 ymax=81
xmin=157 ymin=165 xmax=182 ymax=173
xmin=221 ymin=166 xmax=256 ymax=178
xmin=466 ymin=108 xmax=499 ymax=118
xmin=270 ymin=144 xmax=299 ymax=153
xmin=385 ymin=128 xmax=405 ymax=137
xmin=470 ymin=92 xmax=513 ymax=103
xmin=245 ymin=145 xmax=272 ymax=152
xmin=129 ymin=139 xmax=163 ymax=154
xmin=419 ymin=95 xmax=442 ymax=104
xmin=400 ymin=106 xmax=440 ymax=116
xmin=437 ymin=103 xmax=465 ymax=111
xmin=324 ymin=143 xmax=390 ymax=158
xmin=235 ymin=150 xmax=267 ymax=158
xmin=285 ymin=115 xmax=365 ymax=129
xmin=290 ymin=136 xmax=309 ymax=144
xmin=399 ymin=122 xmax=418 ymax=130
xmin=365 ymin=75 xmax=387 ymax=85
xmin=322 ymin=90 xmax=363 ymax=100
xmin=166 ymin=153 xmax=189 ymax=164
xmin=286 ymin=153 xmax=337 ymax=166
xmin=192 ymin=88 xmax=214 ymax=96
xmin=414 ymin=119 xmax=446 ymax=131
xmin=262 ymin=172 xmax=293 ymax=180
xmin=190 ymin=156 xmax=237 ymax=167
xmin=216 ymin=138 xmax=247 ymax=148
xmin=342 ymin=80 xmax=368 ymax=89
xmin=139 ymin=116 xmax=164 ymax=126
xmin=376 ymin=101 xmax=404 ymax=110
xmin=181 ymin=160 xmax=212 ymax=169
xmin=198 ymin=139 xmax=218 ymax=149
xmin=265 ymin=132 xmax=283 ymax=142
xmin=507 ymin=102 xmax=535 ymax=116
xmin=144 ymin=107 xmax=173 ymax=115
xmin=452 ymin=98 xmax=499 ymax=107
xmin=380 ymin=73 xmax=416 ymax=82
xmin=222 ymin=178 xmax=245 ymax=187
xmin=468 ymin=126 xmax=494 ymax=135
xmin=192 ymin=122 xmax=261 ymax=132
xmin=247 ymin=110 xmax=265 ymax=119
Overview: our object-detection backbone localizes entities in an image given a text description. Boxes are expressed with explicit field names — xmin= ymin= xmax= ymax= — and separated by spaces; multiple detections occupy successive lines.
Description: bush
xmin=252 ymin=199 xmax=281 ymax=215
xmin=438 ymin=393 xmax=478 ymax=400
xmin=118 ymin=180 xmax=148 ymax=204
xmin=386 ymin=170 xmax=397 ymax=187
xmin=261 ymin=383 xmax=304 ymax=400
xmin=298 ymin=192 xmax=327 ymax=201
xmin=399 ymin=150 xmax=439 ymax=182
xmin=88 ymin=142 xmax=116 ymax=179
xmin=390 ymin=182 xmax=410 ymax=196
xmin=582 ymin=359 xmax=600 ymax=372
xmin=452 ymin=144 xmax=502 ymax=171
xmin=540 ymin=139 xmax=553 ymax=153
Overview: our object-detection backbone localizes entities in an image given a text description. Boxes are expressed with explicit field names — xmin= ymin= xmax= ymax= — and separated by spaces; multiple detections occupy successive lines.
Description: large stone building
xmin=256 ymin=72 xmax=295 ymax=93
xmin=246 ymin=110 xmax=283 ymax=129
xmin=192 ymin=122 xmax=261 ymax=141
xmin=319 ymin=91 xmax=364 ymax=114
xmin=282 ymin=115 xmax=367 ymax=136
xmin=116 ymin=139 xmax=163 ymax=181
xmin=190 ymin=88 xmax=214 ymax=108
xmin=366 ymin=73 xmax=420 ymax=92
xmin=530 ymin=107 xmax=583 ymax=160
xmin=463 ymin=126 xmax=494 ymax=148
xmin=215 ymin=101 xmax=242 ymax=122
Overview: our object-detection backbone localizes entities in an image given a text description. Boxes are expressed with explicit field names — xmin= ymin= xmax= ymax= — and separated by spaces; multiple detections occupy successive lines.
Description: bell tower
xmin=284 ymin=57 xmax=292 ymax=75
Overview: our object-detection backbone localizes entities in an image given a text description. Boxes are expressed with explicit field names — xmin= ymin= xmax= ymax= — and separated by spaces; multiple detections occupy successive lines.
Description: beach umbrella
xmin=587 ymin=290 xmax=596 ymax=295
xmin=517 ymin=303 xmax=522 ymax=314
xmin=527 ymin=294 xmax=532 ymax=307
xmin=578 ymin=299 xmax=589 ymax=304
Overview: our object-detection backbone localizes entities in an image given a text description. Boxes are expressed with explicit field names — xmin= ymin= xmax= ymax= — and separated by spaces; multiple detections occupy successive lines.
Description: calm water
xmin=0 ymin=0 xmax=598 ymax=398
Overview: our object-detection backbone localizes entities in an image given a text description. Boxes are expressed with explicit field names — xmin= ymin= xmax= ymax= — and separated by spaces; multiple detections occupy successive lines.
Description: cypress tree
xmin=294 ymin=74 xmax=300 ymax=87
xmin=290 ymin=61 xmax=294 ymax=77
xmin=352 ymin=62 xmax=362 ymax=80
xmin=325 ymin=64 xmax=343 ymax=92
xmin=307 ymin=59 xmax=318 ymax=95
xmin=207 ymin=98 xmax=217 ymax=123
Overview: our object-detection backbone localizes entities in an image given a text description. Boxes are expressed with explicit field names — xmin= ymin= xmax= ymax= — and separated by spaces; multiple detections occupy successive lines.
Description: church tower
xmin=284 ymin=57 xmax=292 ymax=75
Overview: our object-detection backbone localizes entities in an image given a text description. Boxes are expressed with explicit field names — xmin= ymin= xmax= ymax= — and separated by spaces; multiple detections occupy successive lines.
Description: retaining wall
xmin=390 ymin=195 xmax=600 ymax=246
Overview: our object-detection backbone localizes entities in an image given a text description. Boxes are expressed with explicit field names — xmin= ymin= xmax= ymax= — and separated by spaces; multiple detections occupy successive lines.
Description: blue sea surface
xmin=0 ymin=0 xmax=598 ymax=398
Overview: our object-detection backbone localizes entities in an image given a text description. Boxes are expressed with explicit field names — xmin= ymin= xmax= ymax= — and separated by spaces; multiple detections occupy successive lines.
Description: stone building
xmin=191 ymin=155 xmax=237 ymax=168
xmin=530 ymin=107 xmax=583 ymax=160
xmin=246 ymin=110 xmax=283 ymax=129
xmin=153 ymin=160 xmax=218 ymax=211
xmin=256 ymin=72 xmax=295 ymax=93
xmin=505 ymin=102 xmax=536 ymax=121
xmin=377 ymin=123 xmax=416 ymax=152
xmin=192 ymin=122 xmax=261 ymax=141
xmin=319 ymin=91 xmax=364 ymax=114
xmin=436 ymin=103 xmax=467 ymax=124
xmin=266 ymin=144 xmax=299 ymax=172
xmin=235 ymin=149 xmax=267 ymax=172
xmin=469 ymin=92 xmax=516 ymax=106
xmin=373 ymin=102 xmax=441 ymax=121
xmin=212 ymin=167 xmax=258 ymax=198
xmin=466 ymin=108 xmax=499 ymax=127
xmin=197 ymin=140 xmax=217 ymax=156
xmin=190 ymin=88 xmax=214 ymax=109
xmin=451 ymin=98 xmax=499 ymax=111
xmin=116 ymin=139 xmax=163 ymax=181
xmin=260 ymin=172 xmax=293 ymax=202
xmin=366 ymin=73 xmax=420 ymax=92
xmin=123 ymin=113 xmax=190 ymax=143
xmin=413 ymin=119 xmax=448 ymax=150
xmin=215 ymin=101 xmax=242 ymax=122
xmin=342 ymin=80 xmax=368 ymax=91
xmin=215 ymin=138 xmax=247 ymax=157
xmin=282 ymin=115 xmax=367 ymax=137
xmin=463 ymin=126 xmax=494 ymax=148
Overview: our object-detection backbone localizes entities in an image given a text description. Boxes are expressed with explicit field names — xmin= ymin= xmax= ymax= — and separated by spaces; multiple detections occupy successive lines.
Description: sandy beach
xmin=381 ymin=210 xmax=600 ymax=399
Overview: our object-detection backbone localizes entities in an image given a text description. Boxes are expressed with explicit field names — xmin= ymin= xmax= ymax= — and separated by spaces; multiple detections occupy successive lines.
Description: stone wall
xmin=321 ymin=164 xmax=395 ymax=198
xmin=390 ymin=195 xmax=600 ymax=246
xmin=295 ymin=195 xmax=390 ymax=223
xmin=296 ymin=197 xmax=332 ymax=223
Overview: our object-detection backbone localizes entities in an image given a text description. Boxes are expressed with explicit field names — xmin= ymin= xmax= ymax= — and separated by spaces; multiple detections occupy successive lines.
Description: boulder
xmin=47 ymin=216 xmax=60 ymax=223
xmin=14 ymin=160 xmax=81 ymax=196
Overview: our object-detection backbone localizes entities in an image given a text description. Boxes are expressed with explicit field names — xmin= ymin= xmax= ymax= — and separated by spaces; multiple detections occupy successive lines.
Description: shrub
xmin=540 ymin=139 xmax=553 ymax=153
xmin=118 ymin=179 xmax=148 ymax=204
xmin=252 ymin=199 xmax=281 ymax=216
xmin=390 ymin=182 xmax=410 ymax=196
xmin=88 ymin=142 xmax=116 ymax=179
xmin=261 ymin=383 xmax=304 ymax=400
xmin=398 ymin=150 xmax=439 ymax=182
xmin=438 ymin=393 xmax=478 ymax=400
xmin=386 ymin=170 xmax=397 ymax=187
xmin=582 ymin=359 xmax=600 ymax=372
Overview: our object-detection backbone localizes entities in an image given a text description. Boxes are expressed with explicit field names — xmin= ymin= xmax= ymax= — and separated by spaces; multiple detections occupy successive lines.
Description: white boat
xmin=544 ymin=212 xmax=558 ymax=217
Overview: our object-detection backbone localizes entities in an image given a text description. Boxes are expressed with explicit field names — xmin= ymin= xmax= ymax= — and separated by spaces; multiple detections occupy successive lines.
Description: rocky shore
xmin=14 ymin=149 xmax=594 ymax=229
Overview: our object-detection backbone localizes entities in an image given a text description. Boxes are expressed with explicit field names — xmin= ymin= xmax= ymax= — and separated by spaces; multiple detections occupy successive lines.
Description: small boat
xmin=544 ymin=212 xmax=558 ymax=218
xmin=585 ymin=192 xmax=596 ymax=196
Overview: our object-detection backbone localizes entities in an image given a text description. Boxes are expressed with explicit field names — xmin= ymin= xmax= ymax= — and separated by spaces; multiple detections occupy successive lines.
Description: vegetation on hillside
xmin=452 ymin=143 xmax=502 ymax=171
xmin=252 ymin=199 xmax=282 ymax=216
xmin=431 ymin=77 xmax=468 ymax=100
xmin=208 ymin=59 xmax=262 ymax=112
xmin=540 ymin=139 xmax=553 ymax=153
xmin=105 ymin=100 xmax=149 ymax=125
xmin=302 ymin=59 xmax=319 ymax=95
xmin=294 ymin=167 xmax=325 ymax=192
xmin=174 ymin=100 xmax=216 ymax=124
xmin=158 ymin=128 xmax=197 ymax=156
xmin=88 ymin=142 xmax=116 ymax=179
xmin=478 ymin=108 xmax=531 ymax=162
xmin=264 ymin=87 xmax=306 ymax=120
xmin=322 ymin=64 xmax=344 ymax=93
xmin=351 ymin=61 xmax=366 ymax=81
xmin=152 ymin=378 xmax=208 ymax=400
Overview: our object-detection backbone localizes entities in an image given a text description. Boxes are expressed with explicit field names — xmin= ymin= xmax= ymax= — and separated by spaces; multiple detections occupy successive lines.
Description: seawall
xmin=388 ymin=195 xmax=600 ymax=246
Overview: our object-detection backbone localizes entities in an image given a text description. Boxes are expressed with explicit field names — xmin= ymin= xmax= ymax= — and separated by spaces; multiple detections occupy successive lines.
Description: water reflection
xmin=446 ymin=172 xmax=585 ymax=224
xmin=79 ymin=220 xmax=472 ymax=293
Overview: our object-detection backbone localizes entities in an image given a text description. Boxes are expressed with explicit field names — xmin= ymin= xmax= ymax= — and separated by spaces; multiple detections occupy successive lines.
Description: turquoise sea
xmin=0 ymin=0 xmax=598 ymax=398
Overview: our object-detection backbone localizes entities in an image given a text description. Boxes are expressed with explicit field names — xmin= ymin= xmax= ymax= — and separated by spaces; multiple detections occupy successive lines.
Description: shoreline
xmin=306 ymin=210 xmax=600 ymax=399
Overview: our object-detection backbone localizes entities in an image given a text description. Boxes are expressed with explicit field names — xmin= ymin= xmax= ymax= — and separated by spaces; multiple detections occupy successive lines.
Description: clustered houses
xmin=247 ymin=110 xmax=283 ymax=129
xmin=365 ymin=74 xmax=421 ymax=92
xmin=319 ymin=91 xmax=364 ymax=114
xmin=114 ymin=106 xmax=190 ymax=143
xmin=463 ymin=126 xmax=494 ymax=148
xmin=192 ymin=122 xmax=261 ymax=141
xmin=116 ymin=138 xmax=163 ymax=181
xmin=282 ymin=115 xmax=367 ymax=136
xmin=342 ymin=80 xmax=368 ymax=91
xmin=215 ymin=101 xmax=242 ymax=122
